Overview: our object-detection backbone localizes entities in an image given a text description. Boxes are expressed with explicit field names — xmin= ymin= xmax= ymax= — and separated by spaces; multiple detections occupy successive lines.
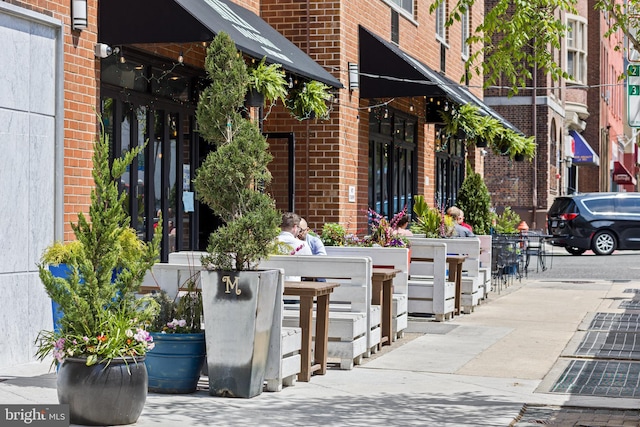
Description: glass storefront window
xmin=369 ymin=108 xmax=417 ymax=219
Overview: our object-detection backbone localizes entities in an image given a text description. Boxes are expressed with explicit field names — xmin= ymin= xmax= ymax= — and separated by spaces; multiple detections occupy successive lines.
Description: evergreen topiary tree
xmin=193 ymin=32 xmax=281 ymax=271
xmin=457 ymin=162 xmax=492 ymax=235
xmin=36 ymin=122 xmax=161 ymax=366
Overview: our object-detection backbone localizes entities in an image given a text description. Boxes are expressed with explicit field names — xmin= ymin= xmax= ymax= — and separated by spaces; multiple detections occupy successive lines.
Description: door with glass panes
xmin=101 ymin=95 xmax=197 ymax=262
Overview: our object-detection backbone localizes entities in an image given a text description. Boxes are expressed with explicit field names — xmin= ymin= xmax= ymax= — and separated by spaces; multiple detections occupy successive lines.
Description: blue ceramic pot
xmin=145 ymin=332 xmax=206 ymax=394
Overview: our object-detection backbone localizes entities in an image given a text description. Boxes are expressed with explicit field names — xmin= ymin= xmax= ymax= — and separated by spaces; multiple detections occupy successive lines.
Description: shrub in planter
xmin=193 ymin=31 xmax=282 ymax=399
xmin=457 ymin=162 xmax=492 ymax=235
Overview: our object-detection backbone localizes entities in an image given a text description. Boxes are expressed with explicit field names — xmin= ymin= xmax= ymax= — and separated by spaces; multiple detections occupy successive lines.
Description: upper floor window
xmin=435 ymin=0 xmax=447 ymax=43
xmin=566 ymin=16 xmax=587 ymax=84
xmin=461 ymin=8 xmax=470 ymax=59
xmin=386 ymin=0 xmax=414 ymax=17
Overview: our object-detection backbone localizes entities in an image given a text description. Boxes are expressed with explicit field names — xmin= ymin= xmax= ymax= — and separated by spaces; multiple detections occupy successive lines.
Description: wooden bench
xmin=409 ymin=237 xmax=482 ymax=314
xmin=325 ymin=246 xmax=409 ymax=341
xmin=257 ymin=255 xmax=379 ymax=370
xmin=154 ymin=253 xmax=303 ymax=392
xmin=406 ymin=241 xmax=456 ymax=321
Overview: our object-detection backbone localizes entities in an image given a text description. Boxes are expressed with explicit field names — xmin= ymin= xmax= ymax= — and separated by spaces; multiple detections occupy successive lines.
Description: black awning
xmin=358 ymin=26 xmax=520 ymax=133
xmin=99 ymin=0 xmax=342 ymax=88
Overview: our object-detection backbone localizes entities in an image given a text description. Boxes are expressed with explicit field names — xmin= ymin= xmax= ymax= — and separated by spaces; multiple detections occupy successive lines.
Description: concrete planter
xmin=200 ymin=269 xmax=279 ymax=398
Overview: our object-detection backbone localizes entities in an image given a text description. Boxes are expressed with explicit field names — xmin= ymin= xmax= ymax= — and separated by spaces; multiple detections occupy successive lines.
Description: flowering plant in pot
xmin=34 ymin=122 xmax=162 ymax=425
xmin=145 ymin=280 xmax=205 ymax=394
xmin=363 ymin=208 xmax=411 ymax=248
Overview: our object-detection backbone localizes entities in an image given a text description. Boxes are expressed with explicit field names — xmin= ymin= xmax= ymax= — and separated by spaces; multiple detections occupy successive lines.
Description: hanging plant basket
xmin=475 ymin=139 xmax=487 ymax=148
xmin=245 ymin=88 xmax=265 ymax=107
xmin=514 ymin=153 xmax=525 ymax=162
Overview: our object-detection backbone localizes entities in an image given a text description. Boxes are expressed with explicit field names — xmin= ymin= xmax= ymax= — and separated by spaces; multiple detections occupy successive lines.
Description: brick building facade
xmin=1 ymin=0 xmax=518 ymax=368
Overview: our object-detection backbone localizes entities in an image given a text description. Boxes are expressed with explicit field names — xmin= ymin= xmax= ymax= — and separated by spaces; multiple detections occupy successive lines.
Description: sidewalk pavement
xmin=1 ymin=276 xmax=639 ymax=426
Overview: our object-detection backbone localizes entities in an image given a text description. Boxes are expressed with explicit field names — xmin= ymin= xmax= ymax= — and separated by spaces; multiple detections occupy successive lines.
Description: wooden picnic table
xmin=283 ymin=281 xmax=340 ymax=382
xmin=371 ymin=267 xmax=400 ymax=346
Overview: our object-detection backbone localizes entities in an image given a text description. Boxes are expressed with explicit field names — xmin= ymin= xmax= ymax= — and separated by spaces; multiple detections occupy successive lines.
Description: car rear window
xmin=582 ymin=198 xmax=615 ymax=213
xmin=549 ymin=198 xmax=575 ymax=215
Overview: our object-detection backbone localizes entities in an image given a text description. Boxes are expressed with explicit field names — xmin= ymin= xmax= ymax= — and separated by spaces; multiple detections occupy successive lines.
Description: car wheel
xmin=565 ymin=247 xmax=586 ymax=256
xmin=591 ymin=231 xmax=616 ymax=255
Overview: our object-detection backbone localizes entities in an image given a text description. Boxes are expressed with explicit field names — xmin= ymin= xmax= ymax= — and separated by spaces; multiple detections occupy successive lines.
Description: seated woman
xmin=394 ymin=215 xmax=414 ymax=236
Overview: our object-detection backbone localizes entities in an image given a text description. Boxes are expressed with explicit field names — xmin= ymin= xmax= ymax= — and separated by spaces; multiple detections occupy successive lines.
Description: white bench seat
xmin=325 ymin=247 xmax=409 ymax=342
xmin=258 ymin=256 xmax=377 ymax=370
xmin=407 ymin=241 xmax=456 ymax=321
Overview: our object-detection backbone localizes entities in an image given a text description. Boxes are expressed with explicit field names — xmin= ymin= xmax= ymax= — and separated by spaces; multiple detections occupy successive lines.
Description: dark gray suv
xmin=547 ymin=192 xmax=640 ymax=255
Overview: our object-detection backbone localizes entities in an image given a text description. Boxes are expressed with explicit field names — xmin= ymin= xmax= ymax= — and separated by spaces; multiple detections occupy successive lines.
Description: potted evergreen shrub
xmin=145 ymin=279 xmax=205 ymax=394
xmin=494 ymin=206 xmax=522 ymax=234
xmin=193 ymin=32 xmax=282 ymax=398
xmin=457 ymin=162 xmax=492 ymax=235
xmin=35 ymin=122 xmax=162 ymax=426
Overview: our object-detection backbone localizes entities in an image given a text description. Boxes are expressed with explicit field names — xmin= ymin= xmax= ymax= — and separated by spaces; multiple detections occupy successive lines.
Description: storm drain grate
xmin=587 ymin=313 xmax=640 ymax=332
xmin=623 ymin=288 xmax=640 ymax=294
xmin=571 ymin=331 xmax=640 ymax=360
xmin=550 ymin=359 xmax=640 ymax=397
xmin=619 ymin=300 xmax=640 ymax=310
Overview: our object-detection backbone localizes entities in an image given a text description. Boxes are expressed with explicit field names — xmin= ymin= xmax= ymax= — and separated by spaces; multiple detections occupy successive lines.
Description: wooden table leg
xmin=371 ymin=280 xmax=387 ymax=345
xmin=315 ymin=294 xmax=330 ymax=375
xmin=382 ymin=280 xmax=393 ymax=345
xmin=298 ymin=296 xmax=313 ymax=382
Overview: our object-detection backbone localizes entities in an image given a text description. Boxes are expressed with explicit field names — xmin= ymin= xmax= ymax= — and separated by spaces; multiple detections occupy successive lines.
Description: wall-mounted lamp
xmin=71 ymin=0 xmax=88 ymax=31
xmin=348 ymin=62 xmax=359 ymax=90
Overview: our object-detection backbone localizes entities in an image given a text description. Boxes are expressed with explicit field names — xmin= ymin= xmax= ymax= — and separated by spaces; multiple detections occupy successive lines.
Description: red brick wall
xmin=10 ymin=0 xmax=483 ymax=241
xmin=260 ymin=0 xmax=480 ymax=234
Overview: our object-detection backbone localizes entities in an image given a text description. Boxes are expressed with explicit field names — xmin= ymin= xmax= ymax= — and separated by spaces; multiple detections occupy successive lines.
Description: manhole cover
xmin=570 ymin=331 xmax=640 ymax=360
xmin=550 ymin=360 xmax=640 ymax=397
xmin=587 ymin=313 xmax=640 ymax=332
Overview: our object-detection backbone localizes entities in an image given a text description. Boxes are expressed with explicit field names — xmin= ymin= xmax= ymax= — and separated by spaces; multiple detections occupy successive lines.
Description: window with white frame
xmin=461 ymin=8 xmax=469 ymax=59
xmin=566 ymin=16 xmax=587 ymax=84
xmin=386 ymin=0 xmax=414 ymax=16
xmin=435 ymin=0 xmax=446 ymax=43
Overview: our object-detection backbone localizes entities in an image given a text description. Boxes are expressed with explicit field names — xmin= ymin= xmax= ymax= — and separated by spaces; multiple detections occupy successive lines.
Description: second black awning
xmin=359 ymin=26 xmax=520 ymax=133
xmin=99 ymin=0 xmax=342 ymax=88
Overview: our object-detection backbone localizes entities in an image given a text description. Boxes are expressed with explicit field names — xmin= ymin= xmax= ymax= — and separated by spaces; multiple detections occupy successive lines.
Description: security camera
xmin=480 ymin=149 xmax=488 ymax=156
xmin=94 ymin=43 xmax=113 ymax=59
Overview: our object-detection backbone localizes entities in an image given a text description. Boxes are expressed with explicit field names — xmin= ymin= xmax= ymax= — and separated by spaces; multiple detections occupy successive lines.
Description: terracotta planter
xmin=57 ymin=356 xmax=147 ymax=425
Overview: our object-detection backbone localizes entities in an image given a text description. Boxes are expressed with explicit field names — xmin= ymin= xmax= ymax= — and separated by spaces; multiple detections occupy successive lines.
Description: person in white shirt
xmin=277 ymin=212 xmax=312 ymax=256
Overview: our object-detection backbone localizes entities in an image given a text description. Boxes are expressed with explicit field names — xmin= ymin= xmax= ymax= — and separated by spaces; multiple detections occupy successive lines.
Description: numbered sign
xmin=628 ymin=64 xmax=640 ymax=127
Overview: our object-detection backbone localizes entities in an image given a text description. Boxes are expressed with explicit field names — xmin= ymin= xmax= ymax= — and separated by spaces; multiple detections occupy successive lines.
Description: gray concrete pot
xmin=200 ymin=269 xmax=279 ymax=398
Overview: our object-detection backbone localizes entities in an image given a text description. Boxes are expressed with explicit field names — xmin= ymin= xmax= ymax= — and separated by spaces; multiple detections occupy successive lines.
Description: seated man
xmin=297 ymin=218 xmax=327 ymax=255
xmin=447 ymin=206 xmax=475 ymax=237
